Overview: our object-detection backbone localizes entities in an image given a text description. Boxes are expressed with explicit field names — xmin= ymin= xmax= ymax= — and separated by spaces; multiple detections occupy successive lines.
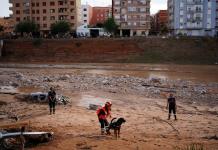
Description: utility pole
xmin=112 ymin=0 xmax=114 ymax=18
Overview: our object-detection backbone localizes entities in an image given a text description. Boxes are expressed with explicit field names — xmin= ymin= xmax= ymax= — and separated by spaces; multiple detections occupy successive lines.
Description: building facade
xmin=113 ymin=0 xmax=150 ymax=36
xmin=168 ymin=0 xmax=217 ymax=36
xmin=9 ymin=0 xmax=81 ymax=33
xmin=153 ymin=10 xmax=168 ymax=34
xmin=216 ymin=0 xmax=218 ymax=36
xmin=90 ymin=7 xmax=111 ymax=26
xmin=81 ymin=5 xmax=93 ymax=25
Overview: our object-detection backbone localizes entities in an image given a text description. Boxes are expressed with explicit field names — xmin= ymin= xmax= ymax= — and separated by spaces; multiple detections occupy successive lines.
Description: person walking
xmin=48 ymin=87 xmax=56 ymax=115
xmin=166 ymin=93 xmax=177 ymax=120
xmin=96 ymin=102 xmax=112 ymax=134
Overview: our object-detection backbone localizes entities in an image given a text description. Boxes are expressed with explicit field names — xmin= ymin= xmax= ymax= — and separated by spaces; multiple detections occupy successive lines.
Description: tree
xmin=0 ymin=25 xmax=4 ymax=32
xmin=50 ymin=21 xmax=70 ymax=36
xmin=15 ymin=20 xmax=39 ymax=36
xmin=103 ymin=17 xmax=118 ymax=35
xmin=95 ymin=23 xmax=104 ymax=28
xmin=160 ymin=24 xmax=169 ymax=35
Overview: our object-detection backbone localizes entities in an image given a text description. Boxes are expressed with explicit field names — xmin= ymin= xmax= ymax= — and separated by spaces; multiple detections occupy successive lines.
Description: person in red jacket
xmin=96 ymin=101 xmax=112 ymax=134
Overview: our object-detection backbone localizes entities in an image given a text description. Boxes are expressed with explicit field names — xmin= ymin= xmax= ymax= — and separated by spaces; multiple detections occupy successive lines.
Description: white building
xmin=76 ymin=24 xmax=90 ymax=37
xmin=168 ymin=0 xmax=217 ymax=36
xmin=81 ymin=5 xmax=93 ymax=25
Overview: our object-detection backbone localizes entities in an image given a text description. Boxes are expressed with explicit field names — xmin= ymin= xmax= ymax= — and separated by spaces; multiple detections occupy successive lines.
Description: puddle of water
xmin=77 ymin=95 xmax=112 ymax=109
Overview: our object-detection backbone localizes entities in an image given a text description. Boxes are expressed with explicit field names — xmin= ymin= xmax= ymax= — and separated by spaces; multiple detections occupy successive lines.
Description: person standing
xmin=48 ymin=87 xmax=56 ymax=115
xmin=166 ymin=93 xmax=177 ymax=120
xmin=96 ymin=102 xmax=112 ymax=134
xmin=19 ymin=126 xmax=25 ymax=150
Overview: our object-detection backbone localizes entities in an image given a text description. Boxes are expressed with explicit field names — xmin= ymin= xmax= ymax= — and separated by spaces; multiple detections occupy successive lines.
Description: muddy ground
xmin=0 ymin=64 xmax=218 ymax=150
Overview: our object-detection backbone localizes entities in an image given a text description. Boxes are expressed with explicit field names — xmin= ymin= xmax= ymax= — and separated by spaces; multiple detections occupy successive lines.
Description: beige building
xmin=9 ymin=0 xmax=81 ymax=33
xmin=113 ymin=0 xmax=150 ymax=36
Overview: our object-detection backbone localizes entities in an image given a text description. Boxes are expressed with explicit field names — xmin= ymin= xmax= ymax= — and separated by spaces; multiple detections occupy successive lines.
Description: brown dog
xmin=106 ymin=118 xmax=126 ymax=139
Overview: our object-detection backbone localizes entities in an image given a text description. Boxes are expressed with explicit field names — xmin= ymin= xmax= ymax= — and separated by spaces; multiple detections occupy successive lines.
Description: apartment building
xmin=153 ymin=10 xmax=168 ymax=34
xmin=168 ymin=0 xmax=216 ymax=36
xmin=81 ymin=5 xmax=92 ymax=25
xmin=9 ymin=0 xmax=81 ymax=33
xmin=90 ymin=7 xmax=111 ymax=26
xmin=112 ymin=0 xmax=150 ymax=36
xmin=216 ymin=0 xmax=218 ymax=36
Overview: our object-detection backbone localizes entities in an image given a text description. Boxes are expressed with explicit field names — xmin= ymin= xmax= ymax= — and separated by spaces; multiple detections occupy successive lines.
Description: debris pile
xmin=15 ymin=93 xmax=71 ymax=105
xmin=1 ymin=71 xmax=218 ymax=106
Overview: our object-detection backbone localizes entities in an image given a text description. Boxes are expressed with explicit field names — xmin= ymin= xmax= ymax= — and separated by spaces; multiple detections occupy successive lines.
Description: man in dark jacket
xmin=48 ymin=87 xmax=56 ymax=115
xmin=166 ymin=93 xmax=177 ymax=120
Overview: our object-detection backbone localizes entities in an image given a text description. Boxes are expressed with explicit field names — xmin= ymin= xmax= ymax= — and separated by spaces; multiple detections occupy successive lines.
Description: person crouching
xmin=96 ymin=102 xmax=112 ymax=135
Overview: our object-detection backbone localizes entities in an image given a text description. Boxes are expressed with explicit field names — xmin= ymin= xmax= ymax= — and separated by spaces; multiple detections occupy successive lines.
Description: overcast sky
xmin=0 ymin=0 xmax=167 ymax=17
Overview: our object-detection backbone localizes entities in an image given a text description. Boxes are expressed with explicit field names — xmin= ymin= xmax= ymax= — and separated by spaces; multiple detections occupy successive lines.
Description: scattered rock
xmin=61 ymin=74 xmax=71 ymax=80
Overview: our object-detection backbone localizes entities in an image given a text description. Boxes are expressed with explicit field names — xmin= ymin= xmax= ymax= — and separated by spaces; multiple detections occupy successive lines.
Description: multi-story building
xmin=216 ymin=0 xmax=218 ymax=36
xmin=153 ymin=10 xmax=168 ymax=34
xmin=168 ymin=0 xmax=217 ymax=36
xmin=9 ymin=0 xmax=81 ymax=34
xmin=112 ymin=0 xmax=150 ymax=36
xmin=81 ymin=5 xmax=93 ymax=25
xmin=90 ymin=7 xmax=111 ymax=26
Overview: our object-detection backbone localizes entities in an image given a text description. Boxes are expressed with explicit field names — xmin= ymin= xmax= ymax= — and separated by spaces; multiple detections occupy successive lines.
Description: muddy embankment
xmin=0 ymin=38 xmax=218 ymax=64
xmin=0 ymin=65 xmax=218 ymax=150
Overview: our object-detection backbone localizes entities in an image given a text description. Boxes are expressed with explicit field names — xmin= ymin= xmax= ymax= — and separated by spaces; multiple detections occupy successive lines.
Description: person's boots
xmin=168 ymin=114 xmax=171 ymax=120
xmin=53 ymin=108 xmax=55 ymax=114
xmin=101 ymin=128 xmax=105 ymax=135
xmin=174 ymin=115 xmax=177 ymax=120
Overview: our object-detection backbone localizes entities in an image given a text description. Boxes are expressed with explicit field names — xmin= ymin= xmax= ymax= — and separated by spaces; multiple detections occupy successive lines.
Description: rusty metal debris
xmin=0 ymin=131 xmax=53 ymax=149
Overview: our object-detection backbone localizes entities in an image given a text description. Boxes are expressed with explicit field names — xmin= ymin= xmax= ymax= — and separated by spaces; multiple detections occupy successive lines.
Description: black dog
xmin=106 ymin=117 xmax=126 ymax=139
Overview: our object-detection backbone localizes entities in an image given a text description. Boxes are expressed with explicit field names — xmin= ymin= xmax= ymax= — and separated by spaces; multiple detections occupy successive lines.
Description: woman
xmin=96 ymin=101 xmax=112 ymax=134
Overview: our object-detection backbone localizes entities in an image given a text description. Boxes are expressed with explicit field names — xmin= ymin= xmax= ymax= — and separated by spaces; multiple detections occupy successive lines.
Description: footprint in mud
xmin=76 ymin=141 xmax=97 ymax=150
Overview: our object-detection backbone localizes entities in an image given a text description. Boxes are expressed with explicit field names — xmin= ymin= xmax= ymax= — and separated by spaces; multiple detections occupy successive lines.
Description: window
xmin=71 ymin=16 xmax=74 ymax=19
xmin=59 ymin=1 xmax=64 ymax=5
xmin=50 ymin=2 xmax=55 ymax=6
xmin=42 ymin=2 xmax=46 ymax=6
xmin=37 ymin=17 xmax=40 ymax=21
xmin=43 ymin=24 xmax=47 ymax=28
xmin=32 ymin=10 xmax=35 ymax=14
xmin=50 ymin=9 xmax=55 ymax=13
xmin=50 ymin=16 xmax=55 ymax=20
xmin=83 ymin=8 xmax=87 ymax=11
xmin=32 ymin=3 xmax=35 ymax=7
xmin=16 ymin=10 xmax=20 ymax=14
xmin=15 ymin=3 xmax=20 ymax=7
xmin=36 ymin=10 xmax=40 ymax=14
xmin=36 ymin=2 xmax=39 ymax=7
xmin=70 ymin=1 xmax=74 ymax=5
xmin=84 ymin=14 xmax=87 ymax=17
xmin=43 ymin=9 xmax=46 ymax=13
xmin=16 ymin=17 xmax=20 ymax=21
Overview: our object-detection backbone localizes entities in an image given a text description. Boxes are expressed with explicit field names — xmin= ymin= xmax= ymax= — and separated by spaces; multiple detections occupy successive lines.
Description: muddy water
xmin=79 ymin=64 xmax=218 ymax=83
